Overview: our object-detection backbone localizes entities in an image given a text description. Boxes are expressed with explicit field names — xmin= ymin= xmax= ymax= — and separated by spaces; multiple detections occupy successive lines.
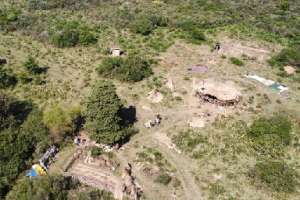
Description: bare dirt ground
xmin=114 ymin=36 xmax=300 ymax=200
xmin=66 ymin=162 xmax=124 ymax=199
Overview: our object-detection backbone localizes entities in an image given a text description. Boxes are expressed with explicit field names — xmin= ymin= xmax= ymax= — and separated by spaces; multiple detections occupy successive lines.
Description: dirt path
xmin=154 ymin=137 xmax=203 ymax=200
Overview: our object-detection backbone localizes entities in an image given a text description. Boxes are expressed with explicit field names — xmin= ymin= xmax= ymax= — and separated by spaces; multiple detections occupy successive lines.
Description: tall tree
xmin=85 ymin=81 xmax=126 ymax=145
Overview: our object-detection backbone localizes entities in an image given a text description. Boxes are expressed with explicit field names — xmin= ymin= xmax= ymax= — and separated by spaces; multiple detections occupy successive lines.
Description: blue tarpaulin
xmin=26 ymin=169 xmax=38 ymax=177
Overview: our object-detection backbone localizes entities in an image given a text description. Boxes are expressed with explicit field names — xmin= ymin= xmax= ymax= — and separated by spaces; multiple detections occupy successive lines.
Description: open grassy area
xmin=1 ymin=0 xmax=300 ymax=200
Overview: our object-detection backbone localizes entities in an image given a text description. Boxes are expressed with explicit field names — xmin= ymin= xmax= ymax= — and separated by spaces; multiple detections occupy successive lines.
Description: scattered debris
xmin=122 ymin=163 xmax=143 ymax=200
xmin=187 ymin=65 xmax=208 ymax=73
xmin=110 ymin=47 xmax=123 ymax=57
xmin=188 ymin=117 xmax=205 ymax=128
xmin=144 ymin=114 xmax=162 ymax=128
xmin=165 ymin=76 xmax=175 ymax=92
xmin=147 ymin=89 xmax=164 ymax=103
xmin=245 ymin=74 xmax=288 ymax=93
xmin=193 ymin=79 xmax=242 ymax=106
xmin=141 ymin=105 xmax=152 ymax=111
xmin=284 ymin=66 xmax=296 ymax=75
xmin=0 ymin=58 xmax=7 ymax=65
xmin=26 ymin=164 xmax=47 ymax=177
xmin=39 ymin=145 xmax=58 ymax=170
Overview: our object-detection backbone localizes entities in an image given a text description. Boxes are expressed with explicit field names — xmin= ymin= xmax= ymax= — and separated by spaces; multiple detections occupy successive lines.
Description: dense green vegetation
xmin=85 ymin=81 xmax=133 ymax=145
xmin=23 ymin=56 xmax=47 ymax=75
xmin=131 ymin=14 xmax=168 ymax=35
xmin=6 ymin=175 xmax=115 ymax=200
xmin=0 ymin=67 xmax=17 ymax=89
xmin=0 ymin=92 xmax=50 ymax=197
xmin=269 ymin=45 xmax=300 ymax=68
xmin=97 ymin=56 xmax=153 ymax=82
xmin=247 ymin=115 xmax=292 ymax=146
xmin=43 ymin=105 xmax=82 ymax=142
xmin=250 ymin=160 xmax=298 ymax=193
xmin=48 ymin=20 xmax=97 ymax=48
xmin=230 ymin=57 xmax=244 ymax=66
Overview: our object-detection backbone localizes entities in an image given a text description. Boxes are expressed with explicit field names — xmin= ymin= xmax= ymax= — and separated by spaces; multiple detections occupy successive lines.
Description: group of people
xmin=144 ymin=114 xmax=162 ymax=128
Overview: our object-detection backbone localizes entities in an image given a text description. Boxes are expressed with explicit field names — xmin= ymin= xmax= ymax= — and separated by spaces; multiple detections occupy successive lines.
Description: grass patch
xmin=90 ymin=147 xmax=103 ymax=157
xmin=230 ymin=57 xmax=244 ymax=66
xmin=246 ymin=114 xmax=292 ymax=157
xmin=250 ymin=160 xmax=298 ymax=193
xmin=130 ymin=14 xmax=168 ymax=35
xmin=172 ymin=129 xmax=207 ymax=153
xmin=136 ymin=147 xmax=174 ymax=173
xmin=268 ymin=45 xmax=300 ymax=68
xmin=48 ymin=19 xmax=97 ymax=48
xmin=154 ymin=173 xmax=172 ymax=185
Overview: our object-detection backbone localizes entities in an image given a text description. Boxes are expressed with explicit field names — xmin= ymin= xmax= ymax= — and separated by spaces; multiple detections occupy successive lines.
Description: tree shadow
xmin=120 ymin=105 xmax=137 ymax=126
xmin=9 ymin=100 xmax=33 ymax=124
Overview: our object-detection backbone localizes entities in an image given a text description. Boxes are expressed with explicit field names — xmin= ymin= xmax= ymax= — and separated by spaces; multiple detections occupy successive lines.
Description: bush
xmin=247 ymin=115 xmax=292 ymax=157
xmin=91 ymin=147 xmax=103 ymax=157
xmin=247 ymin=115 xmax=292 ymax=145
xmin=176 ymin=19 xmax=206 ymax=44
xmin=268 ymin=45 xmax=300 ymax=68
xmin=6 ymin=175 xmax=79 ymax=200
xmin=27 ymin=0 xmax=100 ymax=10
xmin=74 ymin=189 xmax=115 ymax=200
xmin=230 ymin=57 xmax=244 ymax=66
xmin=155 ymin=173 xmax=172 ymax=185
xmin=85 ymin=81 xmax=132 ymax=145
xmin=251 ymin=160 xmax=298 ymax=193
xmin=97 ymin=56 xmax=153 ymax=82
xmin=43 ymin=105 xmax=82 ymax=142
xmin=187 ymin=28 xmax=206 ymax=43
xmin=23 ymin=56 xmax=47 ymax=75
xmin=49 ymin=20 xmax=97 ymax=48
xmin=0 ymin=96 xmax=49 ymax=197
xmin=0 ymin=8 xmax=21 ymax=31
xmin=0 ymin=67 xmax=17 ymax=89
xmin=172 ymin=129 xmax=206 ymax=153
xmin=131 ymin=14 xmax=168 ymax=35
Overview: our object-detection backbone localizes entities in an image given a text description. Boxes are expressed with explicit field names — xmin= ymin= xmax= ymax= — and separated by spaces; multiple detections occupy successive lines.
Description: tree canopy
xmin=84 ymin=81 xmax=130 ymax=145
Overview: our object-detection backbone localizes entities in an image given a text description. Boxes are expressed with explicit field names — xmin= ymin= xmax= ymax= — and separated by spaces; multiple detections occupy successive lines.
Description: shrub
xmin=268 ymin=45 xmax=300 ymax=68
xmin=6 ymin=175 xmax=79 ymax=200
xmin=251 ymin=160 xmax=298 ymax=193
xmin=0 ymin=67 xmax=17 ymax=89
xmin=85 ymin=81 xmax=131 ymax=145
xmin=247 ymin=115 xmax=292 ymax=157
xmin=176 ymin=19 xmax=206 ymax=44
xmin=184 ymin=28 xmax=206 ymax=44
xmin=49 ymin=20 xmax=97 ymax=48
xmin=131 ymin=17 xmax=154 ymax=35
xmin=97 ymin=56 xmax=153 ymax=82
xmin=23 ymin=56 xmax=47 ymax=74
xmin=247 ymin=115 xmax=292 ymax=145
xmin=91 ymin=147 xmax=103 ymax=157
xmin=27 ymin=0 xmax=100 ymax=10
xmin=0 ymin=8 xmax=20 ymax=31
xmin=0 ymin=96 xmax=49 ymax=197
xmin=131 ymin=14 xmax=168 ymax=35
xmin=172 ymin=129 xmax=206 ymax=152
xmin=43 ymin=105 xmax=80 ymax=142
xmin=230 ymin=57 xmax=244 ymax=66
xmin=155 ymin=173 xmax=172 ymax=185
